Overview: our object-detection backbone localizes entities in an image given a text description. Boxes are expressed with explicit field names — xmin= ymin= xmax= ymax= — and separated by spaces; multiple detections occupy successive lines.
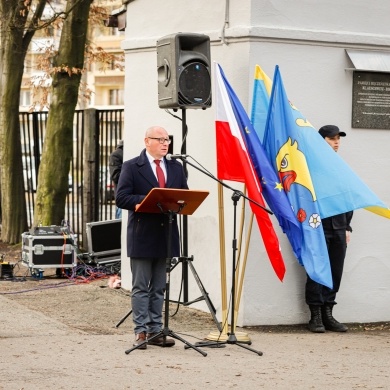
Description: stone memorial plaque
xmin=352 ymin=71 xmax=390 ymax=129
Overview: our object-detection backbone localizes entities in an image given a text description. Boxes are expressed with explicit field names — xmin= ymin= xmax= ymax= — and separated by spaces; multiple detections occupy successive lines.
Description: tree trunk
xmin=33 ymin=0 xmax=92 ymax=226
xmin=0 ymin=61 xmax=28 ymax=242
xmin=0 ymin=2 xmax=32 ymax=243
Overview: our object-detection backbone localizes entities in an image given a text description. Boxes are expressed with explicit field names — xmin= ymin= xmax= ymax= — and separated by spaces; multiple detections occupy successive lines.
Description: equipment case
xmin=86 ymin=219 xmax=121 ymax=264
xmin=22 ymin=226 xmax=77 ymax=269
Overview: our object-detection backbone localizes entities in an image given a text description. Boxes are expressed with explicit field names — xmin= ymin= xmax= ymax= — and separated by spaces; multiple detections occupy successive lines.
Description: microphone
xmin=166 ymin=153 xmax=188 ymax=160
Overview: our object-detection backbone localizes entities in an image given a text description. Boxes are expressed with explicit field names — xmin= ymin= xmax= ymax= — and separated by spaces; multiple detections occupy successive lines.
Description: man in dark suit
xmin=116 ymin=126 xmax=188 ymax=349
xmin=109 ymin=139 xmax=123 ymax=219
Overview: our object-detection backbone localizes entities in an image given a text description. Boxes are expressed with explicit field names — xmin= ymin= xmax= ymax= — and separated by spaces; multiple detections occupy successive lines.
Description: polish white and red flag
xmin=214 ymin=62 xmax=285 ymax=281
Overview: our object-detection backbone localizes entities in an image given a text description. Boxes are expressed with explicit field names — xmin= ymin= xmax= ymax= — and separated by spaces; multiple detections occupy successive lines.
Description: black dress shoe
xmin=147 ymin=333 xmax=175 ymax=347
xmin=133 ymin=332 xmax=147 ymax=349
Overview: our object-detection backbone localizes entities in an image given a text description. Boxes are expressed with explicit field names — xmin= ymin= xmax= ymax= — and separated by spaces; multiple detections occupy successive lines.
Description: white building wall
xmin=121 ymin=0 xmax=390 ymax=326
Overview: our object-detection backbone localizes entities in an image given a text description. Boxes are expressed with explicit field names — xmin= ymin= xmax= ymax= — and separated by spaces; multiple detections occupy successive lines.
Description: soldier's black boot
xmin=321 ymin=304 xmax=348 ymax=332
xmin=308 ymin=305 xmax=325 ymax=333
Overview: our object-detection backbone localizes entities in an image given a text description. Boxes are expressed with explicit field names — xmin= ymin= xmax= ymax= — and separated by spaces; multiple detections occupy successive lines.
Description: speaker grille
xmin=178 ymin=62 xmax=211 ymax=107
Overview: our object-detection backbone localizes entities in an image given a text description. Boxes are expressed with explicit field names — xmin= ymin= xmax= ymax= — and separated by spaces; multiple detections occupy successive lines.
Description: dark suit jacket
xmin=116 ymin=149 xmax=188 ymax=258
xmin=109 ymin=145 xmax=123 ymax=188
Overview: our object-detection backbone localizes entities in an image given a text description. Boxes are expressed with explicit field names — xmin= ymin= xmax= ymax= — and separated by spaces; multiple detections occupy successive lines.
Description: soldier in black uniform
xmin=306 ymin=125 xmax=353 ymax=333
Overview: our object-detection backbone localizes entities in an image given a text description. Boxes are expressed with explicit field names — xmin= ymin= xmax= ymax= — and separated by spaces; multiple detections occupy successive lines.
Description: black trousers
xmin=305 ymin=228 xmax=347 ymax=306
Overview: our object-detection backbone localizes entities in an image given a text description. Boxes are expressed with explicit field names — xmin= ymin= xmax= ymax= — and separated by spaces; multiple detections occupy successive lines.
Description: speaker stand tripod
xmin=169 ymin=256 xmax=222 ymax=332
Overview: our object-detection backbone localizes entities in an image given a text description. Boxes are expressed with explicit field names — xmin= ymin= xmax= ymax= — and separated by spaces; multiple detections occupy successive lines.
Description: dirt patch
xmin=0 ymin=240 xmax=216 ymax=338
xmin=1 ymin=239 xmax=390 ymax=336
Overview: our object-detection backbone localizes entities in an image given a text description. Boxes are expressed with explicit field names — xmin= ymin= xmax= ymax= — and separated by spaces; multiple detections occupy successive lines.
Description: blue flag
xmin=250 ymin=65 xmax=272 ymax=143
xmin=267 ymin=67 xmax=390 ymax=221
xmin=263 ymin=66 xmax=390 ymax=288
xmin=248 ymin=66 xmax=303 ymax=260
xmin=263 ymin=66 xmax=333 ymax=288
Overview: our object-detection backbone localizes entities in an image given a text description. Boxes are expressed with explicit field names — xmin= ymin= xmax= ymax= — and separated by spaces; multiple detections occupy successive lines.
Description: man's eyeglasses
xmin=148 ymin=137 xmax=171 ymax=144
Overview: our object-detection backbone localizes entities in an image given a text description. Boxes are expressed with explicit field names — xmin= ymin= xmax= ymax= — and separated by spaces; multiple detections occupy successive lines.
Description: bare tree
xmin=33 ymin=0 xmax=93 ymax=226
xmin=0 ymin=0 xmax=47 ymax=243
xmin=0 ymin=0 xmax=118 ymax=242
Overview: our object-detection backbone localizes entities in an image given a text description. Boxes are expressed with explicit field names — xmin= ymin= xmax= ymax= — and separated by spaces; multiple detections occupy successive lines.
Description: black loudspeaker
xmin=157 ymin=33 xmax=212 ymax=110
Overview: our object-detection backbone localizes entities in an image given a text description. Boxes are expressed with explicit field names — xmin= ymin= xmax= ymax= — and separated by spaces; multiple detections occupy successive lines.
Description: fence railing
xmin=19 ymin=108 xmax=124 ymax=248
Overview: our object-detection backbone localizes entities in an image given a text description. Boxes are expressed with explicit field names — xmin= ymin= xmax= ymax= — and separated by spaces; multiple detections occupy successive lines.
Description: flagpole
xmin=206 ymin=183 xmax=253 ymax=342
xmin=217 ymin=184 xmax=228 ymax=335
xmin=223 ymin=190 xmax=262 ymax=354
xmin=234 ymin=212 xmax=254 ymax=333
xmin=205 ymin=183 xmax=231 ymax=342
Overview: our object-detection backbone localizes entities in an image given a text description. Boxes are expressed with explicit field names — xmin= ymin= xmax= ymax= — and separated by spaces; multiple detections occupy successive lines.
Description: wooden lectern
xmin=135 ymin=188 xmax=209 ymax=216
xmin=125 ymin=188 xmax=209 ymax=356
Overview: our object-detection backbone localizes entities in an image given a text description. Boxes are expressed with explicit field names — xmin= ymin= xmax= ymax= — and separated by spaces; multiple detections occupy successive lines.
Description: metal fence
xmin=19 ymin=108 xmax=124 ymax=248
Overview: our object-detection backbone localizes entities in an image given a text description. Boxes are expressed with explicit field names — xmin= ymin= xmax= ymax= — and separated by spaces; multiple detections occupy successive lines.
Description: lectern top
xmin=135 ymin=188 xmax=209 ymax=215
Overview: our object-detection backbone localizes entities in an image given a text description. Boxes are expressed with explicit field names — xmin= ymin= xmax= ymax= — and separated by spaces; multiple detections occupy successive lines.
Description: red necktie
xmin=154 ymin=160 xmax=165 ymax=188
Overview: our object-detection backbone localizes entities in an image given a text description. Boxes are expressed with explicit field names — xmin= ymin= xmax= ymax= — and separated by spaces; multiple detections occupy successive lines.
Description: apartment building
xmin=20 ymin=0 xmax=125 ymax=111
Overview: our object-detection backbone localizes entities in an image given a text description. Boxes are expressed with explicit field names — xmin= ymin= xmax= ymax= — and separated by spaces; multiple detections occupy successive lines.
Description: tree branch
xmin=23 ymin=0 xmax=47 ymax=52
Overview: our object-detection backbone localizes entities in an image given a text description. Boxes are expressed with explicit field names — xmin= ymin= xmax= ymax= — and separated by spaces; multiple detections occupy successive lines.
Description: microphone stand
xmin=180 ymin=155 xmax=268 ymax=356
